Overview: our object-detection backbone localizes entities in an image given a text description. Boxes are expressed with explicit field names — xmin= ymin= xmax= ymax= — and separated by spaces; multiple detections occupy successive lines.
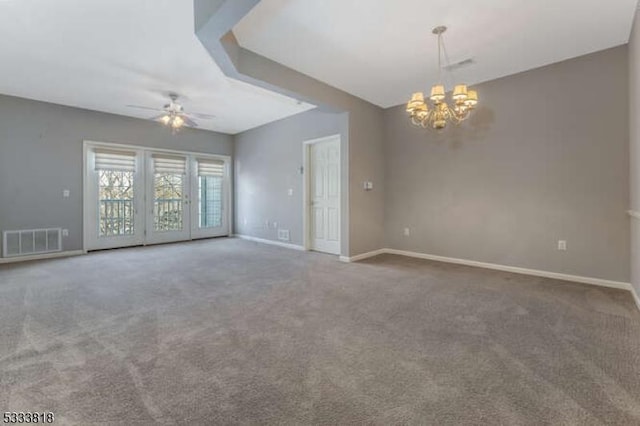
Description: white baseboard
xmin=384 ymin=249 xmax=631 ymax=291
xmin=339 ymin=249 xmax=386 ymax=263
xmin=234 ymin=234 xmax=305 ymax=251
xmin=0 ymin=250 xmax=84 ymax=264
xmin=631 ymin=285 xmax=640 ymax=311
xmin=341 ymin=247 xmax=632 ymax=293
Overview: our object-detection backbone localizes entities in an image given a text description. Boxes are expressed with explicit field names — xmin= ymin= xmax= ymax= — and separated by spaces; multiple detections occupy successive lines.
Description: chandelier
xmin=406 ymin=26 xmax=478 ymax=130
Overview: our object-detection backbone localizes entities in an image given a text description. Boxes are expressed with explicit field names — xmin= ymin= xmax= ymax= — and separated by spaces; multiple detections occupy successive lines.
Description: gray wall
xmin=234 ymin=109 xmax=347 ymax=247
xmin=630 ymin=11 xmax=640 ymax=295
xmin=0 ymin=94 xmax=233 ymax=254
xmin=195 ymin=2 xmax=387 ymax=257
xmin=384 ymin=46 xmax=630 ymax=282
xmin=227 ymin=46 xmax=386 ymax=257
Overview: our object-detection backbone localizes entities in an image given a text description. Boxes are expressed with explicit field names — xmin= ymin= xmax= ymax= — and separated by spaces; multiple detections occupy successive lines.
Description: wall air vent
xmin=2 ymin=228 xmax=62 ymax=258
xmin=443 ymin=58 xmax=475 ymax=72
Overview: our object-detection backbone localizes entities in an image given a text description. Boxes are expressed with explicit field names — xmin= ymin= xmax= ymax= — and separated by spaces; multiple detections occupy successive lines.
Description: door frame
xmin=83 ymin=140 xmax=232 ymax=252
xmin=302 ymin=134 xmax=342 ymax=253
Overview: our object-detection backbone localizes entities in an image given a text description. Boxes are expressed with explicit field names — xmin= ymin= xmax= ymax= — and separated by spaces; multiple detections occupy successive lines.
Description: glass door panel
xmin=146 ymin=154 xmax=190 ymax=244
xmin=199 ymin=175 xmax=222 ymax=228
xmin=99 ymin=169 xmax=135 ymax=237
xmin=153 ymin=173 xmax=184 ymax=232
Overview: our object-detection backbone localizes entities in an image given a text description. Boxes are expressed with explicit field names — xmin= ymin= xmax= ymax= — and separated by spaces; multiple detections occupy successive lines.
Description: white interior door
xmin=85 ymin=147 xmax=145 ymax=251
xmin=309 ymin=137 xmax=341 ymax=255
xmin=145 ymin=153 xmax=191 ymax=245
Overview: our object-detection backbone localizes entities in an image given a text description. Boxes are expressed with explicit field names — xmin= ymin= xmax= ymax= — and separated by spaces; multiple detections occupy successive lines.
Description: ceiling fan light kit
xmin=406 ymin=26 xmax=479 ymax=130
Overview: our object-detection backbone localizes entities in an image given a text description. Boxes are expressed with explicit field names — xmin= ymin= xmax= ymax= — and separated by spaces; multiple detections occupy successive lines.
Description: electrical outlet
xmin=273 ymin=222 xmax=278 ymax=229
xmin=404 ymin=227 xmax=410 ymax=236
xmin=62 ymin=229 xmax=69 ymax=237
xmin=557 ymin=240 xmax=567 ymax=251
xmin=288 ymin=188 xmax=293 ymax=196
xmin=277 ymin=229 xmax=290 ymax=241
xmin=63 ymin=189 xmax=70 ymax=198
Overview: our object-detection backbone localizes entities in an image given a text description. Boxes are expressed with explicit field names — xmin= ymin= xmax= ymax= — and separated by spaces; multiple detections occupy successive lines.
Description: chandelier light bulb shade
xmin=407 ymin=92 xmax=426 ymax=111
xmin=452 ymin=84 xmax=468 ymax=101
xmin=430 ymin=85 xmax=446 ymax=102
xmin=465 ymin=90 xmax=478 ymax=107
xmin=406 ymin=26 xmax=479 ymax=130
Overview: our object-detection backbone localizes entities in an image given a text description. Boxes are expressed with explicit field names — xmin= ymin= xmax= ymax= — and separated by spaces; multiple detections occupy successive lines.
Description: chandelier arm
xmin=451 ymin=108 xmax=468 ymax=123
xmin=422 ymin=110 xmax=432 ymax=128
xmin=444 ymin=104 xmax=458 ymax=124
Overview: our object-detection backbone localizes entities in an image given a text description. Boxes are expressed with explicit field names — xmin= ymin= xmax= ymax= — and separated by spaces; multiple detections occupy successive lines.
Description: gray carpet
xmin=0 ymin=238 xmax=639 ymax=425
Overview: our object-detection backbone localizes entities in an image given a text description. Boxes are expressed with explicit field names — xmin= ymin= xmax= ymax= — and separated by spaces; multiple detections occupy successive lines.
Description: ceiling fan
xmin=126 ymin=93 xmax=215 ymax=132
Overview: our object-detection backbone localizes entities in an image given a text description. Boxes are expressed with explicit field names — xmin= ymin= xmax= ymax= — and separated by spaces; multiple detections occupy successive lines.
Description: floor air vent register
xmin=2 ymin=228 xmax=62 ymax=258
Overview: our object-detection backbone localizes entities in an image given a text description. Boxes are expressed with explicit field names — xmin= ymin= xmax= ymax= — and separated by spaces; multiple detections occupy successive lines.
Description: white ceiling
xmin=0 ymin=0 xmax=315 ymax=134
xmin=234 ymin=0 xmax=639 ymax=108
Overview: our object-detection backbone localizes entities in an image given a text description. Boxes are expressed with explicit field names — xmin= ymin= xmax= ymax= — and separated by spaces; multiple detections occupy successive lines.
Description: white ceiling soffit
xmin=0 ymin=0 xmax=314 ymax=134
xmin=234 ymin=0 xmax=638 ymax=108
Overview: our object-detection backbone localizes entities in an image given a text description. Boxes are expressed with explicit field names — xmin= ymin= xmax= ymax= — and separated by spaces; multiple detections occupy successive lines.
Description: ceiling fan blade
xmin=190 ymin=112 xmax=216 ymax=119
xmin=149 ymin=114 xmax=167 ymax=121
xmin=182 ymin=116 xmax=199 ymax=128
xmin=126 ymin=104 xmax=165 ymax=112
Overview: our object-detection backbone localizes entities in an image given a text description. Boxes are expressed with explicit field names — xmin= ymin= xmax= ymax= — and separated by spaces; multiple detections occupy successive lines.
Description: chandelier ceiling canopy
xmin=406 ymin=26 xmax=479 ymax=130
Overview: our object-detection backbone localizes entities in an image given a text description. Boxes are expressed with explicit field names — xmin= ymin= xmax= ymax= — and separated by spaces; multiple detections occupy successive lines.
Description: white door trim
xmin=302 ymin=134 xmax=342 ymax=253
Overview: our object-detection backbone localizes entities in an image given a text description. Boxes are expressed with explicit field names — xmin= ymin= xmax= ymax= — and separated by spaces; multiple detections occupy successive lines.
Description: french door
xmin=84 ymin=142 xmax=230 ymax=251
xmin=85 ymin=147 xmax=146 ymax=251
xmin=145 ymin=153 xmax=190 ymax=244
